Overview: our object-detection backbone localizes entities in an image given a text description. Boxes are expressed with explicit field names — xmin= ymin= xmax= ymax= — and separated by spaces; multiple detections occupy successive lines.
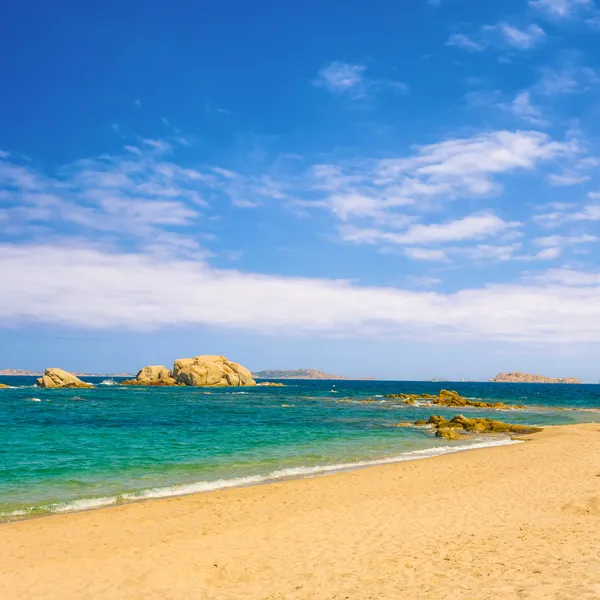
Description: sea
xmin=1 ymin=377 xmax=598 ymax=522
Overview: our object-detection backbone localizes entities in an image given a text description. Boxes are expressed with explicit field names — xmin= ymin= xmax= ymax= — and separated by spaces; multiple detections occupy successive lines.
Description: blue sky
xmin=2 ymin=0 xmax=600 ymax=380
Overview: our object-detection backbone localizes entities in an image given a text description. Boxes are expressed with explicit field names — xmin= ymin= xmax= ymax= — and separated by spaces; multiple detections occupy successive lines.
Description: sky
xmin=1 ymin=0 xmax=600 ymax=380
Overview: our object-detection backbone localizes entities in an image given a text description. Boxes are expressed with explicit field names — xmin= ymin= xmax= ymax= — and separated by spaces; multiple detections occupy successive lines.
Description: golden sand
xmin=1 ymin=423 xmax=599 ymax=599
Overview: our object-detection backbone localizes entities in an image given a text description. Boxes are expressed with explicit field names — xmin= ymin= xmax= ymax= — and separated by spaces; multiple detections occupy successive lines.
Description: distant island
xmin=253 ymin=369 xmax=348 ymax=380
xmin=491 ymin=372 xmax=581 ymax=384
xmin=0 ymin=369 xmax=42 ymax=376
xmin=0 ymin=369 xmax=132 ymax=377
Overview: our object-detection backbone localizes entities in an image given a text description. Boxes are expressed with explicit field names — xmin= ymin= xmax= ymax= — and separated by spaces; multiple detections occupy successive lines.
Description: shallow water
xmin=1 ymin=377 xmax=598 ymax=520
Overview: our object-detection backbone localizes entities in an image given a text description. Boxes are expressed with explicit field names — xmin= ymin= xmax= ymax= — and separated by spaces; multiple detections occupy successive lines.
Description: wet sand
xmin=1 ymin=423 xmax=599 ymax=599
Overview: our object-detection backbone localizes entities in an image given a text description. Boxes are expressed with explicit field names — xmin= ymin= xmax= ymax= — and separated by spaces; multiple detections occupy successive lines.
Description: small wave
xmin=100 ymin=379 xmax=117 ymax=386
xmin=231 ymin=391 xmax=248 ymax=395
xmin=0 ymin=437 xmax=520 ymax=521
xmin=27 ymin=397 xmax=41 ymax=402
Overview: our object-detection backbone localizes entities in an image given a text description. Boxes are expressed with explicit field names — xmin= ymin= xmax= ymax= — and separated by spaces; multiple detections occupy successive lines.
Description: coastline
xmin=1 ymin=423 xmax=598 ymax=599
xmin=1 ymin=435 xmax=520 ymax=522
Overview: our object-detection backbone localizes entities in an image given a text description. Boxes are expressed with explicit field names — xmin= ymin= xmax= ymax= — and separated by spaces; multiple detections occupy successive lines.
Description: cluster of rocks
xmin=386 ymin=389 xmax=524 ymax=410
xmin=412 ymin=414 xmax=542 ymax=440
xmin=121 ymin=355 xmax=256 ymax=387
xmin=36 ymin=368 xmax=94 ymax=389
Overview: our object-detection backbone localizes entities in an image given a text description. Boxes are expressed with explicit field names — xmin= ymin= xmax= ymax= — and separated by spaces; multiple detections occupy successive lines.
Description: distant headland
xmin=490 ymin=372 xmax=581 ymax=384
xmin=253 ymin=369 xmax=348 ymax=380
xmin=0 ymin=368 xmax=132 ymax=377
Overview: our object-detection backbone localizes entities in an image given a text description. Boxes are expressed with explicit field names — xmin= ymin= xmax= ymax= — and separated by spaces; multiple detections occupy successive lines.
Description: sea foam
xmin=0 ymin=437 xmax=520 ymax=521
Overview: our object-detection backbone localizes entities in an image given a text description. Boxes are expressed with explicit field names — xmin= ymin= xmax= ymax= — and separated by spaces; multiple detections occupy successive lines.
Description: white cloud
xmin=314 ymin=61 xmax=366 ymax=93
xmin=534 ymin=246 xmax=562 ymax=259
xmin=537 ymin=63 xmax=598 ymax=95
xmin=547 ymin=172 xmax=591 ymax=186
xmin=510 ymin=92 xmax=548 ymax=125
xmin=346 ymin=214 xmax=521 ymax=246
xmin=571 ymin=204 xmax=600 ymax=221
xmin=530 ymin=0 xmax=593 ymax=19
xmin=403 ymin=247 xmax=449 ymax=261
xmin=313 ymin=61 xmax=407 ymax=99
xmin=407 ymin=276 xmax=442 ymax=286
xmin=534 ymin=203 xmax=600 ymax=226
xmin=492 ymin=23 xmax=546 ymax=49
xmin=447 ymin=34 xmax=485 ymax=51
xmin=534 ymin=234 xmax=597 ymax=246
xmin=467 ymin=90 xmax=548 ymax=126
xmin=531 ymin=267 xmax=600 ymax=285
xmin=448 ymin=22 xmax=546 ymax=52
xmin=3 ymin=244 xmax=600 ymax=343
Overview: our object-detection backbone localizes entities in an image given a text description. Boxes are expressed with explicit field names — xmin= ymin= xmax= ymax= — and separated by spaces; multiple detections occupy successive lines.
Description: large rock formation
xmin=122 ymin=355 xmax=256 ymax=387
xmin=36 ymin=368 xmax=94 ymax=389
xmin=491 ymin=372 xmax=581 ymax=384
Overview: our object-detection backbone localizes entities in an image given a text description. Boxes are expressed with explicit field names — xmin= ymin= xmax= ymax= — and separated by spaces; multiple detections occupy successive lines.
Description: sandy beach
xmin=1 ymin=423 xmax=599 ymax=600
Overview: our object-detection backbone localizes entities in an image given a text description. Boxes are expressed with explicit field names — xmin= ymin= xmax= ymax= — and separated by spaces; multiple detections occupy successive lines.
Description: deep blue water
xmin=1 ymin=377 xmax=598 ymax=520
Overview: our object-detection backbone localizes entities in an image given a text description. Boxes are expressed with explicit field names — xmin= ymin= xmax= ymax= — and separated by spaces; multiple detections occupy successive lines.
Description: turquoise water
xmin=1 ymin=377 xmax=598 ymax=520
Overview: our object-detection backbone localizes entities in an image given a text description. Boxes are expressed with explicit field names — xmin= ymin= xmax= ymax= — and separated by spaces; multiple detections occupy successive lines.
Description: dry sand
xmin=1 ymin=423 xmax=599 ymax=600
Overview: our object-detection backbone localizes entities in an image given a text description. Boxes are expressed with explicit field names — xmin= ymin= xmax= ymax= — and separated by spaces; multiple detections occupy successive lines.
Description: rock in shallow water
xmin=122 ymin=355 xmax=256 ymax=387
xmin=417 ymin=414 xmax=542 ymax=439
xmin=36 ymin=368 xmax=94 ymax=389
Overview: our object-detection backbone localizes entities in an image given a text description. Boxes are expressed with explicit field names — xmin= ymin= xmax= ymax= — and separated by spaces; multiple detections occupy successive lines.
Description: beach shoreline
xmin=1 ymin=423 xmax=599 ymax=599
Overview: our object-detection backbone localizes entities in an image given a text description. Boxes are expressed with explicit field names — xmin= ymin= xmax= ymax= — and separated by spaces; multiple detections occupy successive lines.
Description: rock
xmin=256 ymin=382 xmax=285 ymax=387
xmin=126 ymin=365 xmax=178 ymax=386
xmin=386 ymin=389 xmax=522 ymax=411
xmin=394 ymin=422 xmax=413 ymax=427
xmin=125 ymin=355 xmax=256 ymax=387
xmin=416 ymin=414 xmax=542 ymax=437
xmin=436 ymin=428 xmax=461 ymax=440
xmin=36 ymin=368 xmax=94 ymax=389
xmin=491 ymin=372 xmax=581 ymax=384
xmin=0 ymin=383 xmax=9 ymax=389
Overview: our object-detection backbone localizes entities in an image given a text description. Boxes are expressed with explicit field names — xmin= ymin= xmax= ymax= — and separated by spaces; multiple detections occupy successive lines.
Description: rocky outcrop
xmin=491 ymin=372 xmax=581 ymax=384
xmin=386 ymin=389 xmax=524 ymax=410
xmin=36 ymin=368 xmax=94 ymax=389
xmin=121 ymin=365 xmax=178 ymax=386
xmin=256 ymin=382 xmax=285 ymax=387
xmin=0 ymin=383 xmax=9 ymax=389
xmin=122 ymin=355 xmax=256 ymax=387
xmin=414 ymin=414 xmax=542 ymax=440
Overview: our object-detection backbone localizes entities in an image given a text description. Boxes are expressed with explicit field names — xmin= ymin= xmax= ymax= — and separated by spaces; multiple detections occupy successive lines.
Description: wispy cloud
xmin=314 ymin=61 xmax=367 ymax=93
xmin=537 ymin=63 xmax=599 ymax=95
xmin=466 ymin=90 xmax=548 ymax=125
xmin=530 ymin=0 xmax=593 ymax=19
xmin=510 ymin=91 xmax=548 ymax=125
xmin=448 ymin=22 xmax=546 ymax=52
xmin=313 ymin=61 xmax=407 ymax=100
xmin=341 ymin=214 xmax=521 ymax=246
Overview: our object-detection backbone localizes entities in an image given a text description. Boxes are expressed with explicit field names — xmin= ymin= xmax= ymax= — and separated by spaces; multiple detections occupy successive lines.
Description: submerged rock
xmin=256 ymin=381 xmax=285 ymax=387
xmin=123 ymin=355 xmax=256 ymax=387
xmin=36 ymin=368 xmax=94 ymax=389
xmin=416 ymin=414 xmax=542 ymax=439
xmin=385 ymin=389 xmax=524 ymax=410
